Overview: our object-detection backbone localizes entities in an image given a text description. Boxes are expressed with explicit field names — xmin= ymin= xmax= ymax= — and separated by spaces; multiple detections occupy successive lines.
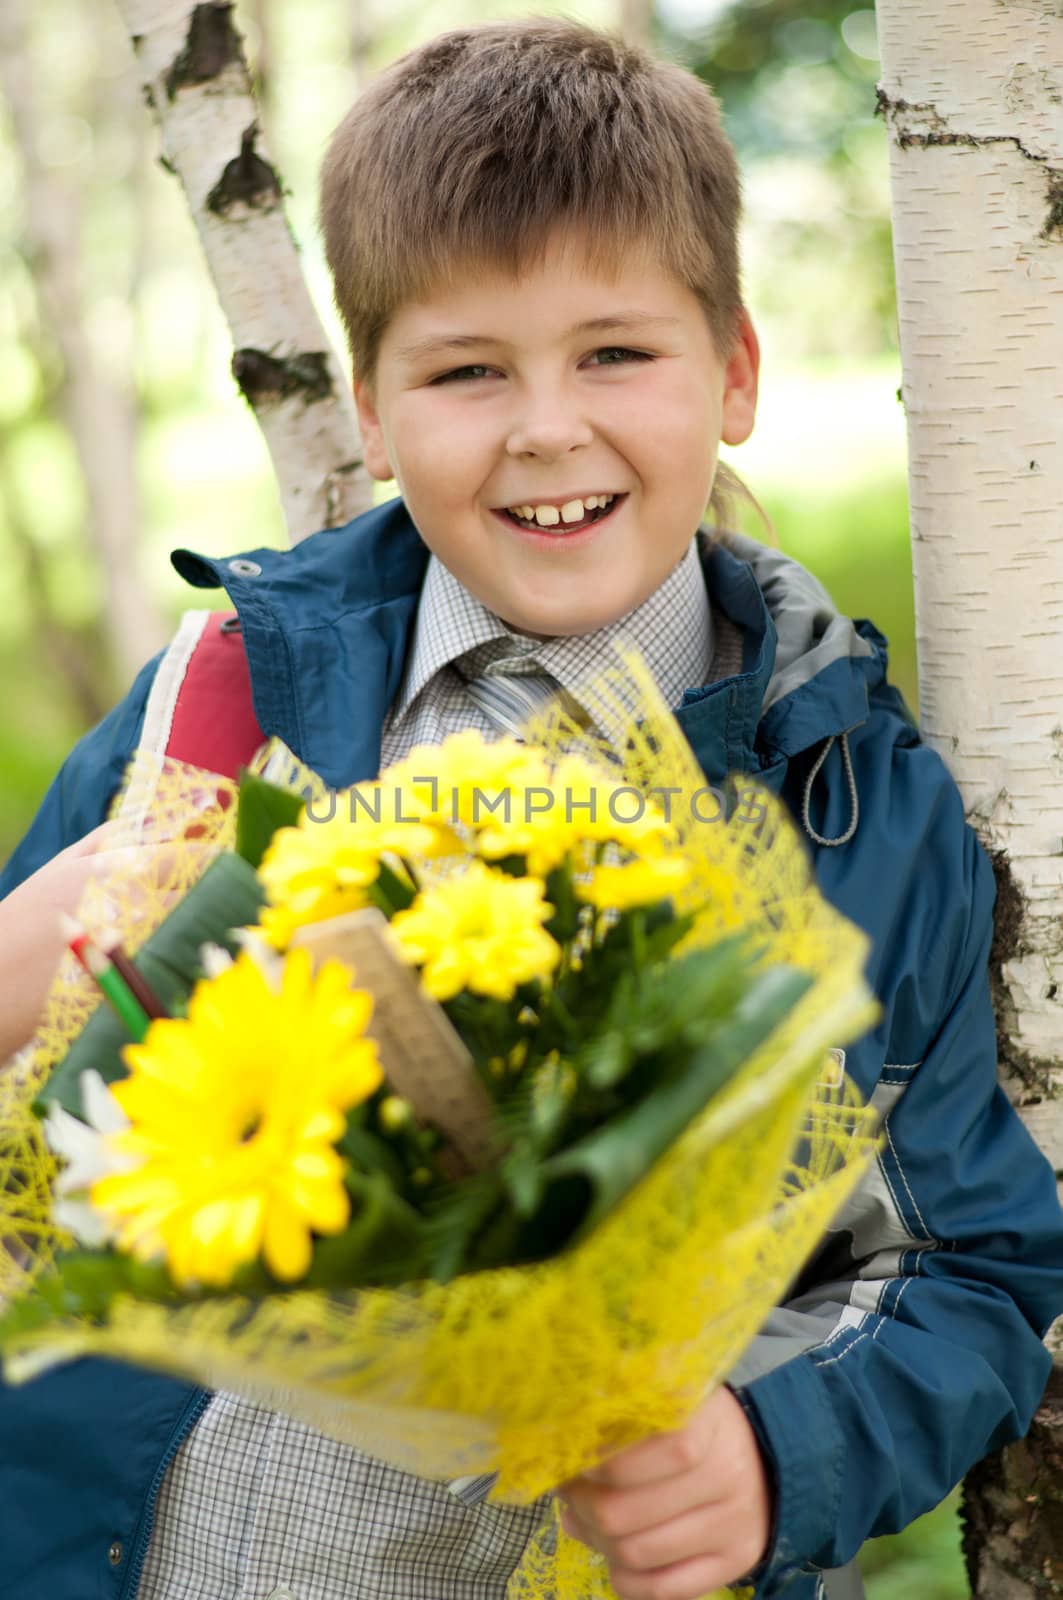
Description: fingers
xmin=560 ymin=1502 xmax=756 ymax=1600
xmin=598 ymin=1550 xmax=745 ymax=1600
xmin=562 ymin=1497 xmax=726 ymax=1569
xmin=67 ymin=822 xmax=126 ymax=858
xmin=581 ymin=1396 xmax=720 ymax=1490
xmin=562 ymin=1464 xmax=714 ymax=1541
xmin=556 ymin=1389 xmax=773 ymax=1600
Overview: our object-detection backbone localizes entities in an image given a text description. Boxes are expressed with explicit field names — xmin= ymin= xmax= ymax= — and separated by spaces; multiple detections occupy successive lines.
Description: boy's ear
xmin=352 ymin=378 xmax=395 ymax=481
xmin=720 ymin=311 xmax=760 ymax=448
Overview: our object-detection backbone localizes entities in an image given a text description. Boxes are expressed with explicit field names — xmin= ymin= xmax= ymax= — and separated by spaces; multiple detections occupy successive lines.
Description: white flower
xmin=43 ymin=1069 xmax=140 ymax=1248
xmin=227 ymin=928 xmax=285 ymax=991
xmin=199 ymin=941 xmax=235 ymax=980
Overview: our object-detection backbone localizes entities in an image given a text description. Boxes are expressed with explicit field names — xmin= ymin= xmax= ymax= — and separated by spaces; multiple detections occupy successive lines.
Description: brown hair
xmin=319 ymin=16 xmax=763 ymax=534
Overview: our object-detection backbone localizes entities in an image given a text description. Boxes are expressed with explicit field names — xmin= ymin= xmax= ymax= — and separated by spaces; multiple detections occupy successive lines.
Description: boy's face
xmin=354 ymin=232 xmax=759 ymax=639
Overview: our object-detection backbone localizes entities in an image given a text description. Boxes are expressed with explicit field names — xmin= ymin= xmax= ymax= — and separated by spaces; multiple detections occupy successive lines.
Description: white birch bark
xmin=349 ymin=0 xmax=373 ymax=95
xmin=114 ymin=0 xmax=371 ymax=543
xmin=247 ymin=0 xmax=279 ymax=151
xmin=875 ymin=0 xmax=1063 ymax=1114
xmin=617 ymin=0 xmax=654 ymax=49
xmin=875 ymin=1 xmax=1063 ymax=1590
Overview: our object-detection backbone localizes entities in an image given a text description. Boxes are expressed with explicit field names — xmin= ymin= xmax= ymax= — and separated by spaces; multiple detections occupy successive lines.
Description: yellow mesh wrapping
xmin=0 ymin=656 xmax=882 ymax=1600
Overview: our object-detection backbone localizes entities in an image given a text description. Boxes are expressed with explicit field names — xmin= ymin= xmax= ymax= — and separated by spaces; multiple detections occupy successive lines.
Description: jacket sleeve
xmin=0 ymin=651 xmax=162 ymax=897
xmin=729 ymin=827 xmax=1063 ymax=1595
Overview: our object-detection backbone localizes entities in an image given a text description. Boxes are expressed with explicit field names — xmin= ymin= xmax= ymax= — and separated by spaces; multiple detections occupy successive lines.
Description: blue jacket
xmin=2 ymin=499 xmax=1061 ymax=1600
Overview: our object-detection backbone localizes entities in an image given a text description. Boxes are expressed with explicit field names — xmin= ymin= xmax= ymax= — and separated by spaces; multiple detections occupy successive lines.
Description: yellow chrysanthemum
xmin=390 ymin=861 xmax=560 ymax=1001
xmin=385 ymin=733 xmax=552 ymax=831
xmin=580 ymin=854 xmax=693 ymax=912
xmin=258 ymin=800 xmax=452 ymax=947
xmin=91 ymin=950 xmax=382 ymax=1288
xmin=475 ymin=753 xmax=676 ymax=876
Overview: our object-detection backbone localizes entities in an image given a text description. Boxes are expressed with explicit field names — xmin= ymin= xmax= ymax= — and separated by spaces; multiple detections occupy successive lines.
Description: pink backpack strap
xmin=138 ymin=609 xmax=265 ymax=779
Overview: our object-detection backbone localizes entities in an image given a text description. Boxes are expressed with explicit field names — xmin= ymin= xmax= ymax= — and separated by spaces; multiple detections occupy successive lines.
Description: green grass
xmin=0 ymin=645 xmax=86 ymax=869
xmin=760 ymin=470 xmax=917 ymax=715
xmin=861 ymin=1490 xmax=969 ymax=1599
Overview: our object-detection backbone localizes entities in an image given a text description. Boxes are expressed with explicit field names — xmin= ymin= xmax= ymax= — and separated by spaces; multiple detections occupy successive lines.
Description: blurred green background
xmin=0 ymin=2 xmax=960 ymax=1587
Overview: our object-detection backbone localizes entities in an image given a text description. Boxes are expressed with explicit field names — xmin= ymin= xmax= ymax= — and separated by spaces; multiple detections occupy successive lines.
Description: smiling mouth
xmin=497 ymin=495 xmax=626 ymax=536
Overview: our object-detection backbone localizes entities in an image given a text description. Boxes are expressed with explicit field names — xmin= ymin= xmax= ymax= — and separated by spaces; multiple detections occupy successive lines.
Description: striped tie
xmin=460 ymin=657 xmax=589 ymax=742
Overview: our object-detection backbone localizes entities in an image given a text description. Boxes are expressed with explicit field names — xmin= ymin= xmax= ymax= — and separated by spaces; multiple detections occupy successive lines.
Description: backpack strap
xmin=139 ymin=609 xmax=265 ymax=779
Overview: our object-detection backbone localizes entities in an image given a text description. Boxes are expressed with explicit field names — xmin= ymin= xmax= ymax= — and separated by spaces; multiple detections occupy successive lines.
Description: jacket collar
xmin=172 ymin=501 xmax=885 ymax=791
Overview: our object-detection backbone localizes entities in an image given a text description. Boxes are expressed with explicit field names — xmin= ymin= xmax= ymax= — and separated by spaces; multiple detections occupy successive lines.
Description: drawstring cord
xmin=801 ymin=731 xmax=859 ymax=847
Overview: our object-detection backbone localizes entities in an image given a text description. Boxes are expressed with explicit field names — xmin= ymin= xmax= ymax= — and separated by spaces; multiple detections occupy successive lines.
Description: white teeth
xmin=505 ymin=494 xmax=618 ymax=524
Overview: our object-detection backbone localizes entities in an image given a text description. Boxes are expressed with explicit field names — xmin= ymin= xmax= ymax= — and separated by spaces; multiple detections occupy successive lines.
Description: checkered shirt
xmin=378 ymin=537 xmax=714 ymax=764
xmin=137 ymin=537 xmax=723 ymax=1600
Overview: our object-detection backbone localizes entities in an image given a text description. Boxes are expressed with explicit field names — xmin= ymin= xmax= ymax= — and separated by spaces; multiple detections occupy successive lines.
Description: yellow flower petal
xmin=580 ymin=856 xmax=693 ymax=912
xmin=94 ymin=951 xmax=375 ymax=1289
xmin=391 ymin=861 xmax=559 ymax=1001
xmin=263 ymin=1201 xmax=313 ymax=1282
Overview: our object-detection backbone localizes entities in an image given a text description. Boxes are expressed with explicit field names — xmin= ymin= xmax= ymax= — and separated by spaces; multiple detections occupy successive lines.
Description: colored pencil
xmin=61 ymin=915 xmax=151 ymax=1043
xmin=98 ymin=929 xmax=169 ymax=1021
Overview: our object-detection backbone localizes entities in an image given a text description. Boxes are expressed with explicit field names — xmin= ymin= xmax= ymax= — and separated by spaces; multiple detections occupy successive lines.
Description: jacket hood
xmin=728 ymin=532 xmax=877 ymax=717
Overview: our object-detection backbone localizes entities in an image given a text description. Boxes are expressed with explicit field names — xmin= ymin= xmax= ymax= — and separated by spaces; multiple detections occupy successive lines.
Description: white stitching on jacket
xmin=883 ymin=1118 xmax=933 ymax=1241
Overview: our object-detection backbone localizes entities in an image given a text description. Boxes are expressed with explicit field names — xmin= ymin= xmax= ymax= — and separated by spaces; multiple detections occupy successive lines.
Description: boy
xmin=1 ymin=18 xmax=1060 ymax=1600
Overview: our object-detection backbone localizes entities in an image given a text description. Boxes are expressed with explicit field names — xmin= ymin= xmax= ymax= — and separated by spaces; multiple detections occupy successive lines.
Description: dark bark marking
xmin=206 ymin=123 xmax=282 ymax=215
xmin=231 ymin=349 xmax=334 ymax=408
xmin=875 ymin=91 xmax=1054 ymax=168
xmin=1043 ymin=173 xmax=1063 ymax=238
xmin=165 ymin=2 xmax=242 ymax=101
xmin=325 ymin=460 xmax=368 ymax=523
xmin=988 ymin=849 xmax=1059 ymax=1100
xmin=963 ymin=1374 xmax=1063 ymax=1596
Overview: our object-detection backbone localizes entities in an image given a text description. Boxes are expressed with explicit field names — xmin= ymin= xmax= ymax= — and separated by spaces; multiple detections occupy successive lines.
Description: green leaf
xmin=543 ymin=863 xmax=579 ymax=943
xmin=620 ymin=936 xmax=750 ymax=1053
xmin=583 ymin=1031 xmax=631 ymax=1090
xmin=301 ymin=1171 xmax=429 ymax=1288
xmin=0 ymin=1249 xmax=184 ymax=1343
xmin=510 ymin=963 xmax=814 ymax=1260
xmin=235 ymin=770 xmax=306 ymax=868
xmin=38 ymin=853 xmax=265 ymax=1116
xmin=374 ymin=858 xmax=417 ymax=913
xmin=500 ymin=1138 xmax=544 ymax=1218
xmin=336 ymin=1121 xmax=407 ymax=1189
xmin=422 ymin=1174 xmax=504 ymax=1282
xmin=0 ymin=1178 xmax=430 ymax=1350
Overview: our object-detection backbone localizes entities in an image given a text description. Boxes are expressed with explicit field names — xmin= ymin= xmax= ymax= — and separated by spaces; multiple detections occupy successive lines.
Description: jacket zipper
xmin=120 ymin=1387 xmax=213 ymax=1600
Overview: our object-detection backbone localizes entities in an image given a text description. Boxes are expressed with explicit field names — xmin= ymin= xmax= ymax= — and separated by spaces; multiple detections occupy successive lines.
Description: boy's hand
xmin=0 ymin=825 xmax=208 ymax=1064
xmin=558 ymin=1386 xmax=773 ymax=1600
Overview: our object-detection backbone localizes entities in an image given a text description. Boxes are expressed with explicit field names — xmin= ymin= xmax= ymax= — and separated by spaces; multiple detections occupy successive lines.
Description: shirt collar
xmin=391 ymin=538 xmax=713 ymax=721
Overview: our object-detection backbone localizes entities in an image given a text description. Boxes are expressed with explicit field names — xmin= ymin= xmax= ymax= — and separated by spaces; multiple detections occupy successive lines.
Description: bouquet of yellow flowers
xmin=0 ymin=655 xmax=880 ymax=1600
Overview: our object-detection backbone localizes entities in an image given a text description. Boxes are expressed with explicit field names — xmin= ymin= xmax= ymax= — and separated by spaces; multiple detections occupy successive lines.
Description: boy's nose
xmin=505 ymin=396 xmax=594 ymax=460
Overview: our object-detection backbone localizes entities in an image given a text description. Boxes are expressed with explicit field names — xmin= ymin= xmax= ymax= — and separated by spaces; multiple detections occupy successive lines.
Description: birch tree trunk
xmin=0 ymin=0 xmax=169 ymax=685
xmin=617 ymin=0 xmax=654 ymax=50
xmin=349 ymin=0 xmax=374 ymax=95
xmin=875 ymin=1 xmax=1063 ymax=1591
xmin=114 ymin=0 xmax=371 ymax=543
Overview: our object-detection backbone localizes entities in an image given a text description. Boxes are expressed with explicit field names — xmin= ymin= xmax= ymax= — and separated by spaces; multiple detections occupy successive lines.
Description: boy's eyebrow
xmin=395 ymin=313 xmax=684 ymax=364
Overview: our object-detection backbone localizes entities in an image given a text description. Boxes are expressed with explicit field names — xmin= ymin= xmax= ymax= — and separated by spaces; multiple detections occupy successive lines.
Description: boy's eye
xmin=428 ymin=348 xmax=652 ymax=384
xmin=589 ymin=347 xmax=653 ymax=366
xmin=430 ymin=365 xmax=494 ymax=384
